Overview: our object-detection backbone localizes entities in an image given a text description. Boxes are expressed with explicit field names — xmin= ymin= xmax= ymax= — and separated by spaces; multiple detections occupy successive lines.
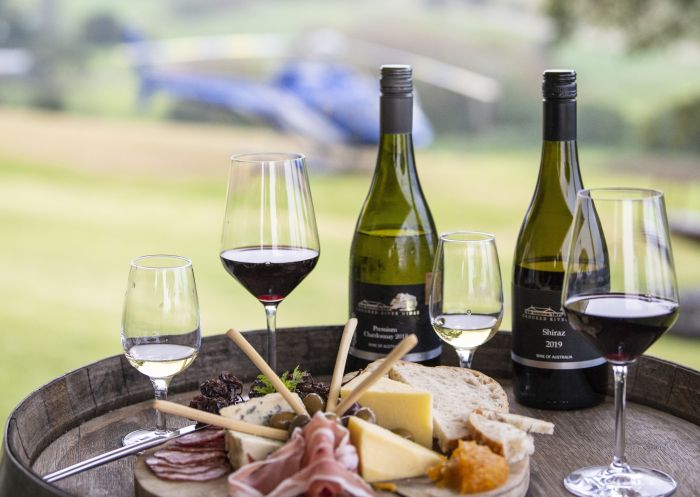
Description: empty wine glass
xmin=562 ymin=188 xmax=679 ymax=497
xmin=429 ymin=231 xmax=503 ymax=368
xmin=121 ymin=255 xmax=201 ymax=446
xmin=220 ymin=153 xmax=320 ymax=372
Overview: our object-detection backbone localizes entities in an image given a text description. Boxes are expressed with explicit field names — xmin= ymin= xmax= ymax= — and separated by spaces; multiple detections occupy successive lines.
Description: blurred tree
xmin=0 ymin=1 xmax=32 ymax=47
xmin=81 ymin=13 xmax=123 ymax=46
xmin=546 ymin=0 xmax=700 ymax=49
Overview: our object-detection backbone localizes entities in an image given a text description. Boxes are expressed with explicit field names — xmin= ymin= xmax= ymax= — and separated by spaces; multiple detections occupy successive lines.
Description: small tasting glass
xmin=121 ymin=255 xmax=201 ymax=446
xmin=429 ymin=231 xmax=504 ymax=368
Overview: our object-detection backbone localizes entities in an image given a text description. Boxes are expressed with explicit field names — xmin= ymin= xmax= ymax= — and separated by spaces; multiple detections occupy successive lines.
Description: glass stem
xmin=611 ymin=364 xmax=629 ymax=470
xmin=455 ymin=348 xmax=475 ymax=369
xmin=152 ymin=377 xmax=171 ymax=434
xmin=264 ymin=304 xmax=279 ymax=373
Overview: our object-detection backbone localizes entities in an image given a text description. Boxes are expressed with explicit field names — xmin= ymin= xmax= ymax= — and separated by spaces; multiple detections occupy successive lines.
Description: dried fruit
xmin=189 ymin=371 xmax=245 ymax=414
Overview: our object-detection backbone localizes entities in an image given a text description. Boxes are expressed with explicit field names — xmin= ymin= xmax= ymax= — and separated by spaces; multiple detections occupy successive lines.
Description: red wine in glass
xmin=221 ymin=153 xmax=320 ymax=373
xmin=565 ymin=293 xmax=679 ymax=364
xmin=562 ymin=188 xmax=680 ymax=497
xmin=220 ymin=246 xmax=319 ymax=304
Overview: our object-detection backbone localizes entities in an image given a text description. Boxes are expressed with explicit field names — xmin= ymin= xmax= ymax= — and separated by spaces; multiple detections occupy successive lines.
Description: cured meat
xmin=145 ymin=428 xmax=230 ymax=482
xmin=147 ymin=454 xmax=227 ymax=469
xmin=148 ymin=460 xmax=226 ymax=474
xmin=153 ymin=465 xmax=230 ymax=481
xmin=228 ymin=412 xmax=375 ymax=497
xmin=268 ymin=459 xmax=374 ymax=497
xmin=174 ymin=428 xmax=225 ymax=447
xmin=161 ymin=444 xmax=226 ymax=453
xmin=149 ymin=449 xmax=225 ymax=465
xmin=227 ymin=431 xmax=305 ymax=495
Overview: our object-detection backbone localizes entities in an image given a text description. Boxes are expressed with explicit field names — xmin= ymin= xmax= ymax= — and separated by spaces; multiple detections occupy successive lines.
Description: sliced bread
xmin=473 ymin=408 xmax=554 ymax=435
xmin=466 ymin=412 xmax=534 ymax=464
xmin=377 ymin=360 xmax=509 ymax=452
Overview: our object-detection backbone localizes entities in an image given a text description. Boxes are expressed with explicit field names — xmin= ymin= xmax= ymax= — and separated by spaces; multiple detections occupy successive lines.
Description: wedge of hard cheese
xmin=347 ymin=417 xmax=444 ymax=483
xmin=340 ymin=372 xmax=433 ymax=448
xmin=371 ymin=360 xmax=509 ymax=452
xmin=466 ymin=412 xmax=534 ymax=464
xmin=226 ymin=430 xmax=283 ymax=469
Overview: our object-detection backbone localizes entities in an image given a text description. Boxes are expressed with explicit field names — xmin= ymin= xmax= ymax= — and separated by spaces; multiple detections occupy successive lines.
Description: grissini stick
xmin=226 ymin=328 xmax=309 ymax=416
xmin=153 ymin=400 xmax=289 ymax=441
xmin=325 ymin=318 xmax=357 ymax=412
xmin=332 ymin=334 xmax=418 ymax=416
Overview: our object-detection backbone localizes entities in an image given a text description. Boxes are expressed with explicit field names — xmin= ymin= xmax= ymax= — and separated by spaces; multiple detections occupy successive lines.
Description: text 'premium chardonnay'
xmin=512 ymin=70 xmax=608 ymax=409
xmin=348 ymin=65 xmax=441 ymax=370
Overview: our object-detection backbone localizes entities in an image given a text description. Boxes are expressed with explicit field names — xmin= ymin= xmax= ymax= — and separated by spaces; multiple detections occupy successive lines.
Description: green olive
xmin=269 ymin=411 xmax=296 ymax=430
xmin=391 ymin=428 xmax=415 ymax=442
xmin=288 ymin=414 xmax=311 ymax=434
xmin=303 ymin=393 xmax=325 ymax=416
xmin=324 ymin=412 xmax=338 ymax=422
xmin=354 ymin=407 xmax=376 ymax=424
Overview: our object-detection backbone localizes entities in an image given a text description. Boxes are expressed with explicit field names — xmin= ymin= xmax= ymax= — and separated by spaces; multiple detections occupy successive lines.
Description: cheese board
xmin=5 ymin=327 xmax=700 ymax=497
xmin=133 ymin=453 xmax=529 ymax=497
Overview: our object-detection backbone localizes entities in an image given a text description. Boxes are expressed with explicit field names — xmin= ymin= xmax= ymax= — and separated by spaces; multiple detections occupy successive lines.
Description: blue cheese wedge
xmin=225 ymin=430 xmax=283 ymax=469
xmin=219 ymin=392 xmax=300 ymax=425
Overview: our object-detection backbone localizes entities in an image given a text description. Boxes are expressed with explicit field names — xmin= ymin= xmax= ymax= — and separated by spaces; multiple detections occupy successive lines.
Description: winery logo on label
xmin=357 ymin=293 xmax=419 ymax=316
xmin=522 ymin=305 xmax=566 ymax=322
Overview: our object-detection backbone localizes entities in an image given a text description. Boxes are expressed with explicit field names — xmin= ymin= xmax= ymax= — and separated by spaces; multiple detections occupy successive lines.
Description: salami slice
xmin=145 ymin=427 xmax=229 ymax=482
xmin=147 ymin=454 xmax=226 ymax=469
xmin=154 ymin=465 xmax=230 ymax=481
xmin=174 ymin=429 xmax=225 ymax=447
xmin=160 ymin=444 xmax=225 ymax=453
xmin=148 ymin=459 xmax=226 ymax=474
xmin=150 ymin=449 xmax=225 ymax=465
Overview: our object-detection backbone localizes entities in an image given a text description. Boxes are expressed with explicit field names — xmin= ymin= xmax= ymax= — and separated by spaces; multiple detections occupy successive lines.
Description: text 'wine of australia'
xmin=347 ymin=65 xmax=441 ymax=370
xmin=511 ymin=70 xmax=608 ymax=410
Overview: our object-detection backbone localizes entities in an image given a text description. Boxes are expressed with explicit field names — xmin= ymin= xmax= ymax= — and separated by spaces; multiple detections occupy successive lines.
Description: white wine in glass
xmin=429 ymin=232 xmax=503 ymax=368
xmin=121 ymin=255 xmax=201 ymax=446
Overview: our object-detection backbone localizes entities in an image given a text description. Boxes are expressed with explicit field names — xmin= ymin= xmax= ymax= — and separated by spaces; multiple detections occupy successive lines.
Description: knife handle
xmin=42 ymin=424 xmax=206 ymax=483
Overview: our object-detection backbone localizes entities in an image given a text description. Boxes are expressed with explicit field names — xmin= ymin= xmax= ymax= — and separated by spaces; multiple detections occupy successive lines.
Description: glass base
xmin=564 ymin=465 xmax=677 ymax=497
xmin=121 ymin=428 xmax=172 ymax=447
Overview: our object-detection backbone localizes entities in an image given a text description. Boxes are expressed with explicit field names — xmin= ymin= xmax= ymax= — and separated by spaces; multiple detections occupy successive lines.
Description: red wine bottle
xmin=511 ymin=70 xmax=608 ymax=409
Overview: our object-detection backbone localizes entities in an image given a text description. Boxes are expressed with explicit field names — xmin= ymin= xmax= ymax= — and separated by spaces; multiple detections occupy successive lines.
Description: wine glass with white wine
xmin=121 ymin=255 xmax=201 ymax=446
xmin=429 ymin=232 xmax=503 ymax=368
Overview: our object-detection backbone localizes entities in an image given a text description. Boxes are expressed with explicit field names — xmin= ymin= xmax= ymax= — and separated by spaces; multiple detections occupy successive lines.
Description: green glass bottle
xmin=511 ymin=70 xmax=608 ymax=409
xmin=347 ymin=65 xmax=441 ymax=370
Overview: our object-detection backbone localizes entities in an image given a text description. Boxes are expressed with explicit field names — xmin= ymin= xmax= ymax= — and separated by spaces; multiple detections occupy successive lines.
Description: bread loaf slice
xmin=473 ymin=408 xmax=554 ymax=435
xmin=375 ymin=360 xmax=509 ymax=452
xmin=466 ymin=412 xmax=534 ymax=463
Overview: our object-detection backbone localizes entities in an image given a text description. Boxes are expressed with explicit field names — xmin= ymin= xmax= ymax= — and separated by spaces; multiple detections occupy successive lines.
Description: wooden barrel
xmin=2 ymin=326 xmax=699 ymax=497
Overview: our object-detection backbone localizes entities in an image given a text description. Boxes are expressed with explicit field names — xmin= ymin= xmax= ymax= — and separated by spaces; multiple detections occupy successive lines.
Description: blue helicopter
xmin=123 ymin=28 xmax=436 ymax=147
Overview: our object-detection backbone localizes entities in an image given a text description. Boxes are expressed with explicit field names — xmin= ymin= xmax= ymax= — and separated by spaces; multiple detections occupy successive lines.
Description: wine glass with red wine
xmin=562 ymin=188 xmax=679 ymax=497
xmin=221 ymin=153 xmax=320 ymax=372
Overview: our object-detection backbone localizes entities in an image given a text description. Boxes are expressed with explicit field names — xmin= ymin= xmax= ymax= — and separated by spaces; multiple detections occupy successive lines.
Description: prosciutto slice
xmin=228 ymin=412 xmax=375 ymax=497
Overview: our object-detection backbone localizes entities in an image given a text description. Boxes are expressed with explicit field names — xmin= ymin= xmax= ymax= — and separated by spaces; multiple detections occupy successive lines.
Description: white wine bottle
xmin=347 ymin=65 xmax=441 ymax=370
xmin=512 ymin=70 xmax=608 ymax=409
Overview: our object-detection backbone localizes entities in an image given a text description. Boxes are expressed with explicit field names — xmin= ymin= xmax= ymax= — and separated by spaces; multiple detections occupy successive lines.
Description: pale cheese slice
xmin=347 ymin=416 xmax=444 ymax=483
xmin=341 ymin=372 xmax=433 ymax=448
xmin=225 ymin=430 xmax=283 ymax=469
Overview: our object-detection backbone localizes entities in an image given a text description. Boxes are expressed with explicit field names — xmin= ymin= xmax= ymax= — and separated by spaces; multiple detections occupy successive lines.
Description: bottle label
xmin=512 ymin=284 xmax=605 ymax=369
xmin=350 ymin=281 xmax=441 ymax=362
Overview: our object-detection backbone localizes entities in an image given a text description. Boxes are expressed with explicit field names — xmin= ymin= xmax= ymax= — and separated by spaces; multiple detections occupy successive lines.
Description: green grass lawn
xmin=1 ymin=120 xmax=699 ymax=427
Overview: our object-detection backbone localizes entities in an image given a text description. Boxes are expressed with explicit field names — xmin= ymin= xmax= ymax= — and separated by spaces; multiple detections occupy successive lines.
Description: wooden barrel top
xmin=2 ymin=326 xmax=700 ymax=497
